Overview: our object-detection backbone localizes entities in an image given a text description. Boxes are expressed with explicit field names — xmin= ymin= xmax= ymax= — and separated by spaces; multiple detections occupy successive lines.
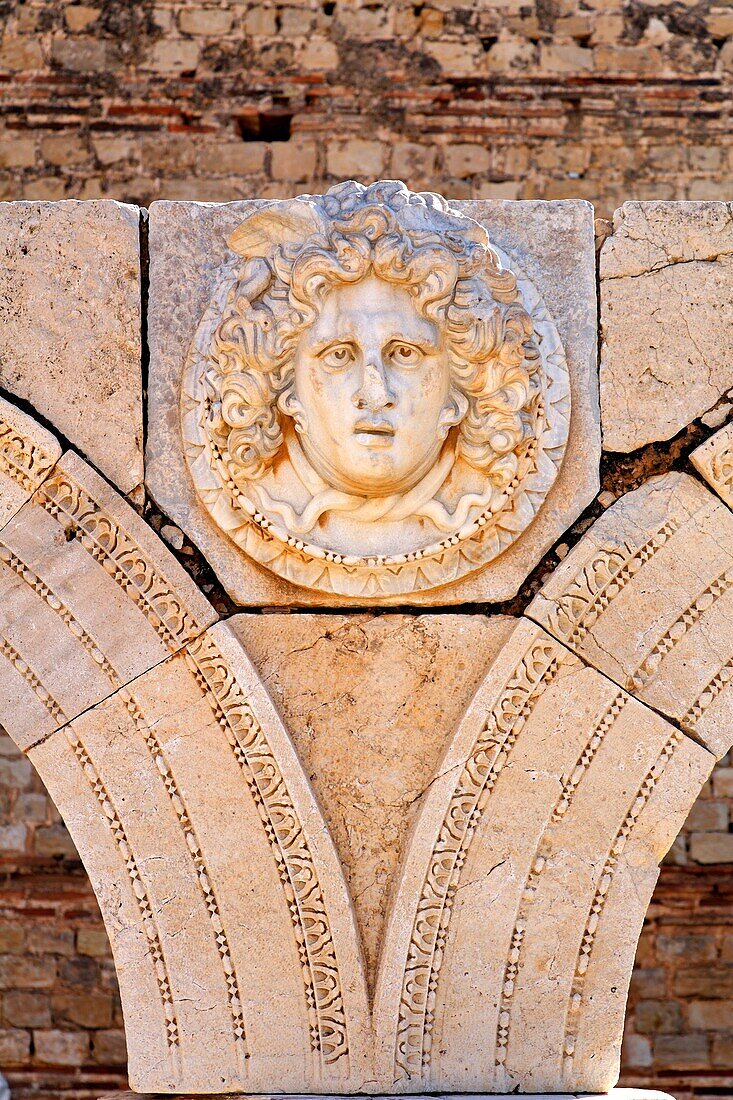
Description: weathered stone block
xmin=657 ymin=932 xmax=717 ymax=963
xmin=689 ymin=999 xmax=733 ymax=1029
xmin=0 ymin=955 xmax=55 ymax=990
xmin=0 ymin=200 xmax=144 ymax=493
xmin=529 ymin=472 xmax=733 ymax=759
xmin=634 ymin=1000 xmax=683 ymax=1035
xmin=600 ymin=202 xmax=733 ymax=451
xmin=270 ymin=138 xmax=318 ymax=182
xmin=653 ymin=1033 xmax=710 ymax=1070
xmin=52 ymin=991 xmax=114 ymax=1029
xmin=326 ymin=139 xmax=386 ymax=177
xmin=146 ymin=189 xmax=598 ymax=606
xmin=92 ymin=1028 xmax=127 ymax=1064
xmin=2 ymin=990 xmax=52 ymax=1028
xmin=0 ymin=1027 xmax=31 ymax=1063
xmin=34 ymin=1027 xmax=90 ymax=1066
xmin=689 ymin=832 xmax=733 ymax=863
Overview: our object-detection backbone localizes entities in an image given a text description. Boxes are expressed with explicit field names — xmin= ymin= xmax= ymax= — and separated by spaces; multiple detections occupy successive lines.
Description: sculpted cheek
xmin=420 ymin=359 xmax=447 ymax=399
xmin=308 ymin=365 xmax=325 ymax=397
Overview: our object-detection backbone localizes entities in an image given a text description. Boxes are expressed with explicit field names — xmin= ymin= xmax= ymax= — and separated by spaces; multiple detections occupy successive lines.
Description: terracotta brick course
xmin=0 ymin=0 xmax=730 ymax=216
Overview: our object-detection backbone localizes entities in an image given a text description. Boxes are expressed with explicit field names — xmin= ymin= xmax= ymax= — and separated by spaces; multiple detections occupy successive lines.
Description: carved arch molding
xmin=0 ymin=394 xmax=731 ymax=1095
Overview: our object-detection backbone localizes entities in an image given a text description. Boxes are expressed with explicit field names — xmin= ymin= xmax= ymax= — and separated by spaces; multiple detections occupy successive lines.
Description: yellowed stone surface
xmin=6 ymin=588 xmax=712 ymax=1095
xmin=0 ymin=200 xmax=144 ymax=493
xmin=233 ymin=612 xmax=516 ymax=994
xmin=600 ymin=201 xmax=733 ymax=451
xmin=691 ymin=420 xmax=733 ymax=508
xmin=29 ymin=620 xmax=371 ymax=1094
xmin=528 ymin=472 xmax=733 ymax=758
xmin=374 ymin=618 xmax=712 ymax=1094
xmin=147 ymin=191 xmax=598 ymax=606
xmin=0 ymin=449 xmax=214 ymax=751
xmin=0 ymin=393 xmax=60 ymax=527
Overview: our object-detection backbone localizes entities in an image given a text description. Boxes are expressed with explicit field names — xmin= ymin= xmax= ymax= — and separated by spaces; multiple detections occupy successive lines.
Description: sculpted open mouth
xmin=354 ymin=421 xmax=396 ymax=446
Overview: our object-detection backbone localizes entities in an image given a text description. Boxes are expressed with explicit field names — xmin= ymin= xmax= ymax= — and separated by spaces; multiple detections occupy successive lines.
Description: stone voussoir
xmin=28 ymin=616 xmax=371 ymax=1094
xmin=528 ymin=470 xmax=733 ymax=759
xmin=0 ymin=441 xmax=216 ymax=752
xmin=373 ymin=616 xmax=712 ymax=1094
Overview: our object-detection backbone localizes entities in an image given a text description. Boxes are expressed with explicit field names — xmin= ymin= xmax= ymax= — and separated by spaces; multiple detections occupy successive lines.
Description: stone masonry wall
xmin=1 ymin=2 xmax=733 ymax=1097
xmin=0 ymin=0 xmax=732 ymax=218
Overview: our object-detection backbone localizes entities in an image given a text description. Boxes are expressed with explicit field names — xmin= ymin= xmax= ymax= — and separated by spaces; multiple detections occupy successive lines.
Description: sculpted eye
xmin=321 ymin=345 xmax=355 ymax=370
xmin=390 ymin=344 xmax=422 ymax=367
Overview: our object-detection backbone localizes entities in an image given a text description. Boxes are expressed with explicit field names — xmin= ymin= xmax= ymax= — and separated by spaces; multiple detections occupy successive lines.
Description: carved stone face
xmin=292 ymin=275 xmax=457 ymax=497
xmin=182 ymin=181 xmax=574 ymax=598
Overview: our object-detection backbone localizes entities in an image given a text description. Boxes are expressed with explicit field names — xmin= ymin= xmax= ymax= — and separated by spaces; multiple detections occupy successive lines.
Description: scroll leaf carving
xmin=37 ymin=471 xmax=202 ymax=648
xmin=394 ymin=635 xmax=574 ymax=1081
xmin=185 ymin=633 xmax=350 ymax=1069
xmin=0 ymin=414 xmax=58 ymax=495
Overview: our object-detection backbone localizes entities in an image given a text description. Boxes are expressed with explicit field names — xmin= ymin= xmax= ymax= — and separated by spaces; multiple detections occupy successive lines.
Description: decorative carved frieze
xmin=528 ymin=472 xmax=733 ymax=759
xmin=0 ymin=393 xmax=60 ymax=527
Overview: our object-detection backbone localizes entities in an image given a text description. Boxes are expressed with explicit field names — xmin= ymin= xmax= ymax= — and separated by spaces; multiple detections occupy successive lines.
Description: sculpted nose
xmin=353 ymin=358 xmax=395 ymax=413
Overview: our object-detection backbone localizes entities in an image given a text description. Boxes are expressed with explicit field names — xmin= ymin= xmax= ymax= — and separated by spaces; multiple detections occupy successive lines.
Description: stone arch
xmin=374 ymin=618 xmax=716 ymax=1093
xmin=374 ymin=472 xmax=733 ymax=1095
xmin=0 ymin=396 xmax=370 ymax=1094
xmin=1 ymin=394 xmax=730 ymax=1095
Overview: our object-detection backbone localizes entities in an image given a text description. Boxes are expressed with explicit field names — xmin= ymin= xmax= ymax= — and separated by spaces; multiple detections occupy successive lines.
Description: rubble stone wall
xmin=1 ymin=0 xmax=732 ymax=218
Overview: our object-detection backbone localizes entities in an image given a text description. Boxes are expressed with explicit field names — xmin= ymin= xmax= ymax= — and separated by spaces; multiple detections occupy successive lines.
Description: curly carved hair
xmin=204 ymin=181 xmax=541 ymax=493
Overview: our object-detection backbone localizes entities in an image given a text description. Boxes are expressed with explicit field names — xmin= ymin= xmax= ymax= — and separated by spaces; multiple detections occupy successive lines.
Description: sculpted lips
xmin=353 ymin=420 xmax=396 ymax=447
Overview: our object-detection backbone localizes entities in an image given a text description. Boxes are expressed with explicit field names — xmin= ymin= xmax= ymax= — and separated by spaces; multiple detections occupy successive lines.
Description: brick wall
xmin=0 ymin=0 xmax=732 ymax=218
xmin=0 ymin=730 xmax=127 ymax=1099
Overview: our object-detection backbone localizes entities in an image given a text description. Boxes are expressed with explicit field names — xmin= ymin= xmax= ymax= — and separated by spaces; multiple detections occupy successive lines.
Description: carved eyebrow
xmin=306 ymin=331 xmax=440 ymax=356
xmin=385 ymin=334 xmax=439 ymax=352
xmin=308 ymin=335 xmax=357 ymax=356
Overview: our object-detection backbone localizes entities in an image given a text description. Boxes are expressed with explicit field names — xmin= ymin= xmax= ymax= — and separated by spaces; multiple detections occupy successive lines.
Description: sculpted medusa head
xmin=182 ymin=181 xmax=570 ymax=597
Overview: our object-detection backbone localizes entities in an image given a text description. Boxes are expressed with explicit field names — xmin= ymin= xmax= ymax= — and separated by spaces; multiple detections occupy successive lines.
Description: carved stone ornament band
xmin=181 ymin=181 xmax=571 ymax=598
